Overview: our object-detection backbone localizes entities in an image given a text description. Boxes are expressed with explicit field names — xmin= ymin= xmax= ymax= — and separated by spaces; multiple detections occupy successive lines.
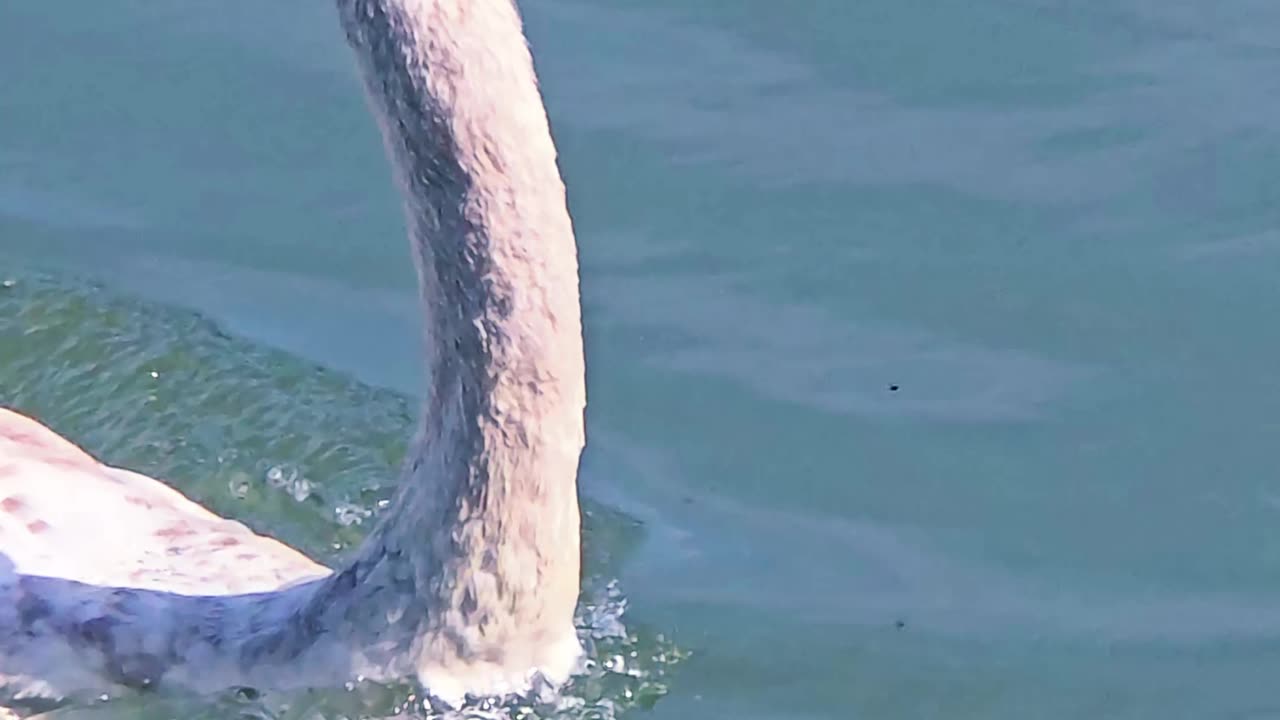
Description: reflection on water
xmin=0 ymin=271 xmax=685 ymax=719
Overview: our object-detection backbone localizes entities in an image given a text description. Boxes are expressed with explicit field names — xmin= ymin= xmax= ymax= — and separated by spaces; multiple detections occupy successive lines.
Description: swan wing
xmin=0 ymin=408 xmax=330 ymax=596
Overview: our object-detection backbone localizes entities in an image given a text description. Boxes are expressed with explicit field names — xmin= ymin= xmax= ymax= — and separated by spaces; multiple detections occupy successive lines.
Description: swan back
xmin=0 ymin=408 xmax=328 ymax=595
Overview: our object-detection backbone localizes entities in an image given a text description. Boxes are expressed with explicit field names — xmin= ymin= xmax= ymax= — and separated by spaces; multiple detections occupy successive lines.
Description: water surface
xmin=5 ymin=1 xmax=1280 ymax=717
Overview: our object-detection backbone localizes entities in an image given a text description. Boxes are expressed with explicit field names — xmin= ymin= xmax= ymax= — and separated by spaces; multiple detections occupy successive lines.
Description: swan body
xmin=1 ymin=0 xmax=587 ymax=709
xmin=0 ymin=409 xmax=328 ymax=596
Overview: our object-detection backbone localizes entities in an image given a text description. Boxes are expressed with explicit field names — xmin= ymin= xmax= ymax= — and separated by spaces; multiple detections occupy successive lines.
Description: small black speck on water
xmin=894 ymin=619 xmax=906 ymax=630
xmin=888 ymin=384 xmax=900 ymax=392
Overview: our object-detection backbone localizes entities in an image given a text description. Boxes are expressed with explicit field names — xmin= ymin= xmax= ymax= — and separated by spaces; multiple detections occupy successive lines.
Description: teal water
xmin=4 ymin=1 xmax=1280 ymax=718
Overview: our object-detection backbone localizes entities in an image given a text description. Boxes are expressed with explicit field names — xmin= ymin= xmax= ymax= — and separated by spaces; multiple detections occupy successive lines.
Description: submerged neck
xmin=322 ymin=0 xmax=587 ymax=696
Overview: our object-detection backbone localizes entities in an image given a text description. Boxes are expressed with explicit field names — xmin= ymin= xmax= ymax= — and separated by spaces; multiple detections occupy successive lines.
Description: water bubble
xmin=335 ymin=502 xmax=373 ymax=527
xmin=265 ymin=464 xmax=296 ymax=488
xmin=290 ymin=477 xmax=313 ymax=502
xmin=228 ymin=474 xmax=251 ymax=500
xmin=264 ymin=463 xmax=312 ymax=501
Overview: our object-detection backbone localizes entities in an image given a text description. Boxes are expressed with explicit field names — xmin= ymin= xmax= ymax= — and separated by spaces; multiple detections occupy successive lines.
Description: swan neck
xmin=323 ymin=0 xmax=587 ymax=692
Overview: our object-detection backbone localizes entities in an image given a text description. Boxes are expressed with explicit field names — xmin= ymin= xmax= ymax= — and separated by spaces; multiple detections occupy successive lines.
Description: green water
xmin=5 ymin=1 xmax=1280 ymax=718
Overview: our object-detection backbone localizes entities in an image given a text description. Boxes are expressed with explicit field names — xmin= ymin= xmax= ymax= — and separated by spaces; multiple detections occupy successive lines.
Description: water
xmin=4 ymin=1 xmax=1280 ymax=717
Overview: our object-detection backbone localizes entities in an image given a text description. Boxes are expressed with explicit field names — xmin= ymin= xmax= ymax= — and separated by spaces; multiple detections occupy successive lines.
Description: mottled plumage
xmin=0 ymin=409 xmax=329 ymax=595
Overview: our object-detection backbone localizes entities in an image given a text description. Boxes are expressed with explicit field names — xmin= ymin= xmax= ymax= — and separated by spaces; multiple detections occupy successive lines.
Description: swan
xmin=0 ymin=0 xmax=587 ymax=709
